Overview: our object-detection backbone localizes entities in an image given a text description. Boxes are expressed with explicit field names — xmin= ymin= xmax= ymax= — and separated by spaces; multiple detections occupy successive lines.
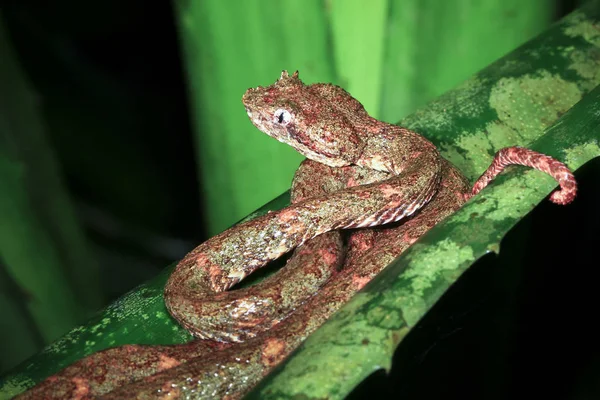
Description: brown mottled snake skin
xmin=17 ymin=71 xmax=576 ymax=400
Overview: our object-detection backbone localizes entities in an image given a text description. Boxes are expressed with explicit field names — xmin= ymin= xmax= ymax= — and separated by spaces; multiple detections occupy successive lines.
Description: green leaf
xmin=2 ymin=3 xmax=600 ymax=399
xmin=175 ymin=0 xmax=335 ymax=234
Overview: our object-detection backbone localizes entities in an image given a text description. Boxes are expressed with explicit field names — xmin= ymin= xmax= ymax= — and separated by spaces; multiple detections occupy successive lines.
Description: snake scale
xmin=16 ymin=71 xmax=577 ymax=399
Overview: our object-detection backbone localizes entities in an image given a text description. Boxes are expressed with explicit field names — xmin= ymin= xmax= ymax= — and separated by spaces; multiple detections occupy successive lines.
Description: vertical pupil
xmin=278 ymin=113 xmax=284 ymax=123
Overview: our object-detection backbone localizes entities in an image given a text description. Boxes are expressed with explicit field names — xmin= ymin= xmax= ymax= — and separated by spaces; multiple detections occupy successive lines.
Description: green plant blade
xmin=175 ymin=0 xmax=334 ymax=235
xmin=328 ymin=0 xmax=388 ymax=116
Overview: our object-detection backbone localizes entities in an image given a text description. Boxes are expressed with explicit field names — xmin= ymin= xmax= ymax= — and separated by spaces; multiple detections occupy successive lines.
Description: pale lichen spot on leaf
xmin=446 ymin=77 xmax=489 ymax=119
xmin=445 ymin=211 xmax=499 ymax=246
xmin=331 ymin=291 xmax=376 ymax=318
xmin=402 ymin=240 xmax=474 ymax=286
xmin=88 ymin=318 xmax=111 ymax=334
xmin=44 ymin=325 xmax=87 ymax=356
xmin=401 ymin=105 xmax=455 ymax=133
xmin=489 ymin=71 xmax=581 ymax=141
xmin=393 ymin=295 xmax=427 ymax=329
xmin=567 ymin=49 xmax=600 ymax=91
xmin=364 ymin=303 xmax=405 ymax=331
xmin=563 ymin=140 xmax=600 ymax=170
xmin=448 ymin=120 xmax=525 ymax=189
xmin=493 ymin=58 xmax=529 ymax=76
xmin=1 ymin=378 xmax=34 ymax=399
xmin=563 ymin=10 xmax=600 ymax=46
xmin=397 ymin=239 xmax=474 ymax=326
xmin=100 ymin=317 xmax=111 ymax=328
xmin=154 ymin=310 xmax=169 ymax=321
xmin=440 ymin=72 xmax=580 ymax=182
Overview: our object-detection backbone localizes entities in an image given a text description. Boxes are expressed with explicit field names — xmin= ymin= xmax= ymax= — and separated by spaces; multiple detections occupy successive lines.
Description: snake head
xmin=242 ymin=70 xmax=365 ymax=167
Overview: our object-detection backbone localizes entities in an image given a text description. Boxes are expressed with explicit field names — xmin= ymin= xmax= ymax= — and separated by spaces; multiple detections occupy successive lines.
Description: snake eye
xmin=273 ymin=109 xmax=292 ymax=125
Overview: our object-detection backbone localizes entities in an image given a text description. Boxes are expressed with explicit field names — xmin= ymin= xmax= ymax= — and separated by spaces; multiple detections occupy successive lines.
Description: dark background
xmin=3 ymin=1 xmax=201 ymax=300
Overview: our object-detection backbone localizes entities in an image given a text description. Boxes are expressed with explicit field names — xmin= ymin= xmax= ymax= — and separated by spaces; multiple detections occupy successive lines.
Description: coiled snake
xmin=17 ymin=71 xmax=576 ymax=399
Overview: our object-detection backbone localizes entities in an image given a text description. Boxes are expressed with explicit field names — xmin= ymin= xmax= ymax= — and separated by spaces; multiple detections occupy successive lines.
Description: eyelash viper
xmin=16 ymin=71 xmax=576 ymax=400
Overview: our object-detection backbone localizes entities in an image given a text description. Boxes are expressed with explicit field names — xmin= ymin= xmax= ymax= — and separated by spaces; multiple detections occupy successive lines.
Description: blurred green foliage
xmin=177 ymin=0 xmax=556 ymax=235
xmin=0 ymin=13 xmax=100 ymax=372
